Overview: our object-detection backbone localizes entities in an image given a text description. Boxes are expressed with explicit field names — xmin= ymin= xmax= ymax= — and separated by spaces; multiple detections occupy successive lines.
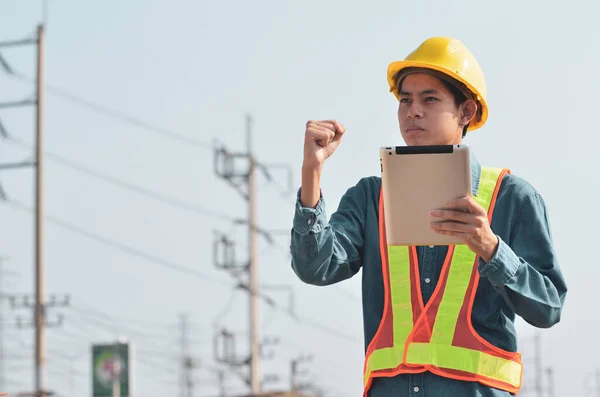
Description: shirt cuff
xmin=478 ymin=236 xmax=520 ymax=287
xmin=293 ymin=188 xmax=327 ymax=236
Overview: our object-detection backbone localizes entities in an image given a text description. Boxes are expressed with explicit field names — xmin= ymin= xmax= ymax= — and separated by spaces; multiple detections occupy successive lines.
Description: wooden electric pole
xmin=0 ymin=23 xmax=48 ymax=397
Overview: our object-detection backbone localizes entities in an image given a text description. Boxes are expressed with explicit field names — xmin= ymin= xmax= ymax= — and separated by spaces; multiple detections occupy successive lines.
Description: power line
xmin=3 ymin=197 xmax=230 ymax=286
xmin=331 ymin=285 xmax=362 ymax=304
xmin=8 ymin=73 xmax=214 ymax=150
xmin=288 ymin=313 xmax=359 ymax=343
xmin=1 ymin=199 xmax=360 ymax=345
xmin=48 ymin=327 xmax=99 ymax=345
xmin=4 ymin=137 xmax=293 ymax=257
xmin=67 ymin=307 xmax=181 ymax=342
xmin=5 ymin=136 xmax=252 ymax=223
xmin=212 ymin=286 xmax=240 ymax=330
xmin=41 ymin=145 xmax=234 ymax=220
xmin=4 ymin=139 xmax=293 ymax=275
xmin=73 ymin=296 xmax=188 ymax=330
xmin=276 ymin=335 xmax=357 ymax=383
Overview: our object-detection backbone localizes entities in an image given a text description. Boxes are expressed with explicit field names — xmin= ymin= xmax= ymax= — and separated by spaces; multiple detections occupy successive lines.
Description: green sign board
xmin=92 ymin=343 xmax=133 ymax=397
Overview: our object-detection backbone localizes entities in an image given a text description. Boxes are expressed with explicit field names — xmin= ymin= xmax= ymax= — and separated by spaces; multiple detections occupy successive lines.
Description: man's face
xmin=397 ymin=73 xmax=473 ymax=146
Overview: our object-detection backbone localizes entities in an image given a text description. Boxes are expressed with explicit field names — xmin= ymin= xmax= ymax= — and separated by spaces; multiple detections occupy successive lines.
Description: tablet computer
xmin=380 ymin=144 xmax=472 ymax=246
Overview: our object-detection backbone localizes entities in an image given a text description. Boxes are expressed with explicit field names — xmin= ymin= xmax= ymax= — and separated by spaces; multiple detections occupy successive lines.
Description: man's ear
xmin=460 ymin=99 xmax=478 ymax=127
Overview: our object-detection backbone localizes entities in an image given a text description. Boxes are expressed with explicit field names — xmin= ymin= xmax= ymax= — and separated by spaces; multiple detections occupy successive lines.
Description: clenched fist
xmin=303 ymin=120 xmax=346 ymax=170
xmin=300 ymin=120 xmax=346 ymax=208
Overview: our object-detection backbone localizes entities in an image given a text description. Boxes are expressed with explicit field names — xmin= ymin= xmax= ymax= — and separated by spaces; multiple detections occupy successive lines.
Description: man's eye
xmin=400 ymin=98 xmax=411 ymax=103
xmin=425 ymin=97 xmax=439 ymax=102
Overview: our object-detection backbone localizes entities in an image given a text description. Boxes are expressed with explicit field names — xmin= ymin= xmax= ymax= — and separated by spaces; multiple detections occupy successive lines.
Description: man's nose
xmin=407 ymin=103 xmax=423 ymax=119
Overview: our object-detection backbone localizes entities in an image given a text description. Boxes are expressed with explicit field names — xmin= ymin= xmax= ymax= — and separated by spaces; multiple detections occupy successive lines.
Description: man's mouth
xmin=406 ymin=127 xmax=424 ymax=134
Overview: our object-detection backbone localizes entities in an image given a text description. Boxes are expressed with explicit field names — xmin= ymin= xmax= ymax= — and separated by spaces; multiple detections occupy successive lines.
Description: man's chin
xmin=404 ymin=136 xmax=431 ymax=146
xmin=403 ymin=134 xmax=456 ymax=147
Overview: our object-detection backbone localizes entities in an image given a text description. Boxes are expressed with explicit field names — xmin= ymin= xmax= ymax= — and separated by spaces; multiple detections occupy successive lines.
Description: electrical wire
xmin=67 ymin=306 xmax=191 ymax=344
xmin=212 ymin=286 xmax=240 ymax=330
xmin=0 ymin=80 xmax=357 ymax=346
xmin=2 ymin=198 xmax=362 ymax=344
xmin=73 ymin=295 xmax=190 ymax=329
xmin=4 ymin=197 xmax=231 ymax=287
xmin=9 ymin=72 xmax=215 ymax=150
xmin=332 ymin=284 xmax=362 ymax=303
xmin=5 ymin=137 xmax=236 ymax=223
xmin=4 ymin=138 xmax=291 ymax=257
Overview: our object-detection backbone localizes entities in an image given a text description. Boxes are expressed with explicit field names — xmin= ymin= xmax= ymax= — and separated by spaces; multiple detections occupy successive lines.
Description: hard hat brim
xmin=387 ymin=60 xmax=488 ymax=132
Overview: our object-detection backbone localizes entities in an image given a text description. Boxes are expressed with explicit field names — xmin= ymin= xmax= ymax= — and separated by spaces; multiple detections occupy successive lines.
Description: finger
xmin=307 ymin=120 xmax=337 ymax=131
xmin=445 ymin=196 xmax=481 ymax=214
xmin=430 ymin=209 xmax=474 ymax=223
xmin=432 ymin=228 xmax=471 ymax=240
xmin=320 ymin=120 xmax=338 ymax=127
xmin=309 ymin=124 xmax=336 ymax=140
xmin=309 ymin=126 xmax=335 ymax=146
xmin=314 ymin=125 xmax=336 ymax=141
xmin=430 ymin=220 xmax=475 ymax=233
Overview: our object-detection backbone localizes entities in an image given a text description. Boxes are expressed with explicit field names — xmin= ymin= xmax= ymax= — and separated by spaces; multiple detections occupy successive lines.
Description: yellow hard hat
xmin=387 ymin=37 xmax=488 ymax=131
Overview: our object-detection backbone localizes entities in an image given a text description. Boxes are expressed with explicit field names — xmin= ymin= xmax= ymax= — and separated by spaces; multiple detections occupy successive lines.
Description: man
xmin=289 ymin=37 xmax=567 ymax=397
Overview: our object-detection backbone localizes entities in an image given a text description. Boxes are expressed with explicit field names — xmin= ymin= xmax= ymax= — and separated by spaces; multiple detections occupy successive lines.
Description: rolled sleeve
xmin=293 ymin=189 xmax=327 ymax=236
xmin=289 ymin=180 xmax=368 ymax=286
xmin=478 ymin=236 xmax=520 ymax=287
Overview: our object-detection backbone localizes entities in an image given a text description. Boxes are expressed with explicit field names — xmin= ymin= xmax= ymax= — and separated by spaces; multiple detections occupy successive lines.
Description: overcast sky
xmin=0 ymin=1 xmax=597 ymax=396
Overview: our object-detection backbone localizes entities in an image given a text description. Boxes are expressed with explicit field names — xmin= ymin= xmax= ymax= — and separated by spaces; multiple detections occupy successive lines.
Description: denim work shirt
xmin=289 ymin=149 xmax=568 ymax=397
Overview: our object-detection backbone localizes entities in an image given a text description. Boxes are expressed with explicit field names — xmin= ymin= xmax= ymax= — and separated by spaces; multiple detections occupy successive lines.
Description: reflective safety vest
xmin=363 ymin=167 xmax=523 ymax=396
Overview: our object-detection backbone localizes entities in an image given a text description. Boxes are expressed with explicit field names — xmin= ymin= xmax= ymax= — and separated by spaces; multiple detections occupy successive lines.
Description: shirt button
xmin=425 ymin=278 xmax=431 ymax=284
xmin=413 ymin=386 xmax=420 ymax=392
xmin=307 ymin=219 xmax=313 ymax=225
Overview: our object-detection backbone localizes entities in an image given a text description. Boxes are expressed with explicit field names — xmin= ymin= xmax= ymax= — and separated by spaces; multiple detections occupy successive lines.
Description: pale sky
xmin=0 ymin=1 xmax=597 ymax=396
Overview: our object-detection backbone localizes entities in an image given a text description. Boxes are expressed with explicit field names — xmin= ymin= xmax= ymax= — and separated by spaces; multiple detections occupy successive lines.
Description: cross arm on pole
xmin=0 ymin=99 xmax=37 ymax=109
xmin=0 ymin=38 xmax=37 ymax=48
xmin=0 ymin=161 xmax=37 ymax=170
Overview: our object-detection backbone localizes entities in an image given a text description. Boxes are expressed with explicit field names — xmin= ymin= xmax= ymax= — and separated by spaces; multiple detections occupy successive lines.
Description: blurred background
xmin=0 ymin=0 xmax=596 ymax=396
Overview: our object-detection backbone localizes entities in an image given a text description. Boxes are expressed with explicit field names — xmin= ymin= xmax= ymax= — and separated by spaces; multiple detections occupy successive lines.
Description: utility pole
xmin=211 ymin=368 xmax=226 ymax=397
xmin=112 ymin=342 xmax=121 ymax=397
xmin=246 ymin=115 xmax=261 ymax=394
xmin=290 ymin=354 xmax=312 ymax=392
xmin=545 ymin=367 xmax=554 ymax=397
xmin=180 ymin=314 xmax=186 ymax=397
xmin=0 ymin=24 xmax=49 ymax=397
xmin=0 ymin=257 xmax=6 ymax=389
xmin=213 ymin=327 xmax=247 ymax=391
xmin=34 ymin=23 xmax=46 ymax=397
xmin=7 ymin=292 xmax=68 ymax=397
xmin=180 ymin=313 xmax=196 ymax=397
xmin=213 ymin=114 xmax=292 ymax=393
